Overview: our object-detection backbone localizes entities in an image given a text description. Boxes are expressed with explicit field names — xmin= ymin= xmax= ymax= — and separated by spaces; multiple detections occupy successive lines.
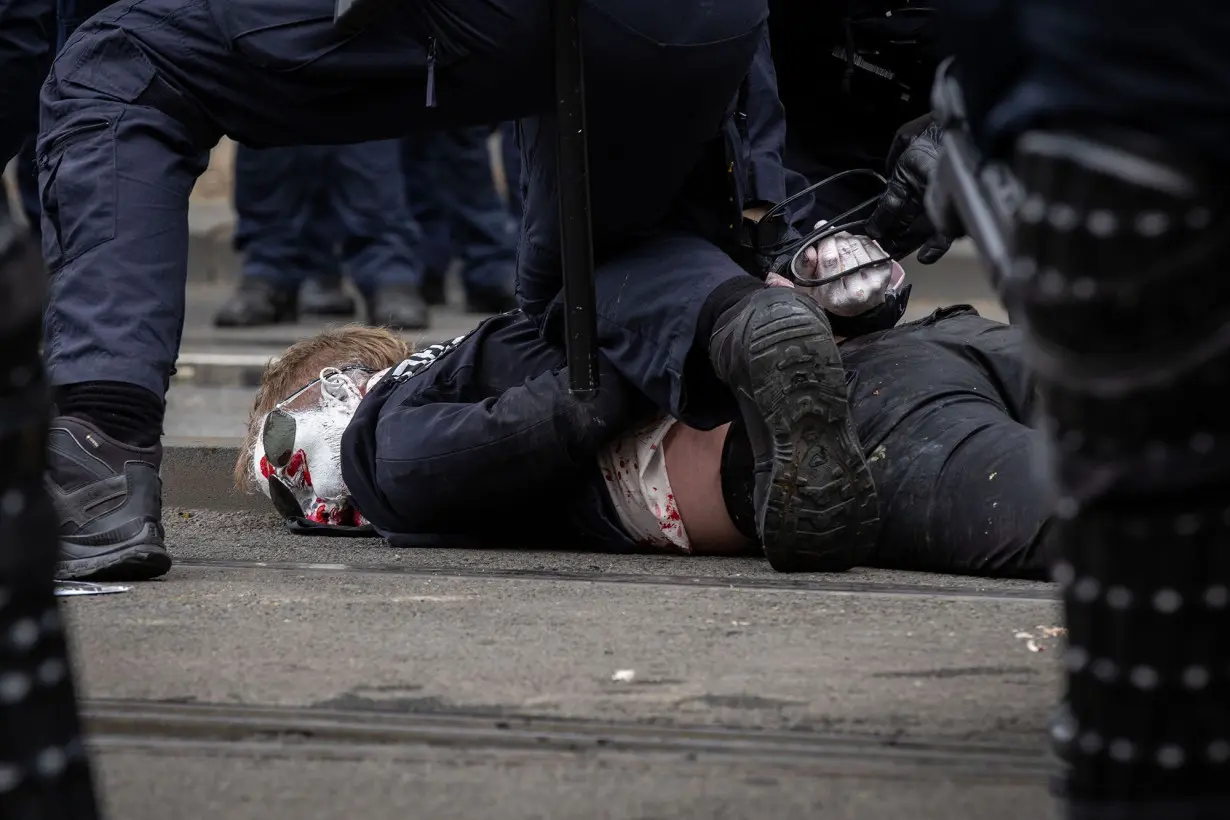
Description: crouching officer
xmin=34 ymin=0 xmax=773 ymax=580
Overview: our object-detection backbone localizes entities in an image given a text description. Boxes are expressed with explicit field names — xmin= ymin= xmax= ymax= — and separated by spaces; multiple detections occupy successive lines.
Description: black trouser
xmin=841 ymin=307 xmax=1051 ymax=579
xmin=0 ymin=209 xmax=99 ymax=816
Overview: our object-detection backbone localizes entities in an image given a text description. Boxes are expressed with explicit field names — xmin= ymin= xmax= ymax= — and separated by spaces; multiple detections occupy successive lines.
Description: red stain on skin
xmin=259 ymin=456 xmax=274 ymax=479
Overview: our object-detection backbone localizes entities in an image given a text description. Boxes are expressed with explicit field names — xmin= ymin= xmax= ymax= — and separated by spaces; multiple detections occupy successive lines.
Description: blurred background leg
xmin=297 ymin=177 xmax=354 ymax=319
xmin=400 ymin=133 xmax=454 ymax=307
xmin=331 ymin=140 xmax=430 ymax=330
xmin=215 ymin=144 xmax=323 ymax=327
xmin=432 ymin=126 xmax=518 ymax=313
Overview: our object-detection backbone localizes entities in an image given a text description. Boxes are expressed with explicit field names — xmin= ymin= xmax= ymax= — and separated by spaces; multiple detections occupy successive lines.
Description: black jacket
xmin=769 ymin=0 xmax=943 ymax=173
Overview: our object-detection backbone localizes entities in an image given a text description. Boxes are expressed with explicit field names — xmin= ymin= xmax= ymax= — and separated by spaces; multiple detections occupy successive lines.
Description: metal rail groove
xmin=177 ymin=559 xmax=1057 ymax=603
xmin=83 ymin=698 xmax=1051 ymax=782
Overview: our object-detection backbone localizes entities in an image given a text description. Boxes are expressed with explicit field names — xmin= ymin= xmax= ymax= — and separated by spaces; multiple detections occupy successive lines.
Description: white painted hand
xmin=791 ymin=222 xmax=903 ymax=317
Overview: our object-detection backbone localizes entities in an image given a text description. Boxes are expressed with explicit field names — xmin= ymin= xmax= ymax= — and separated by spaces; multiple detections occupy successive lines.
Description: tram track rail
xmin=82 ymin=698 xmax=1051 ymax=782
xmin=176 ymin=559 xmax=1056 ymax=603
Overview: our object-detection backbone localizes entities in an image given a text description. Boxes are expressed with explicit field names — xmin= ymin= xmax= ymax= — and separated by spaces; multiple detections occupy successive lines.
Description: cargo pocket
xmin=38 ymin=116 xmax=117 ymax=270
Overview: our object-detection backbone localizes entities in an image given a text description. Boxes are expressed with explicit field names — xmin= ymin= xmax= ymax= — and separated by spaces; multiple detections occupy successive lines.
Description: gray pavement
xmin=66 ymin=510 xmax=1064 ymax=820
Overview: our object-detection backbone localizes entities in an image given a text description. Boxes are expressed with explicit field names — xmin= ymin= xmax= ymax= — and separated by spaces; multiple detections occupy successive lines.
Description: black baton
xmin=553 ymin=0 xmax=599 ymax=398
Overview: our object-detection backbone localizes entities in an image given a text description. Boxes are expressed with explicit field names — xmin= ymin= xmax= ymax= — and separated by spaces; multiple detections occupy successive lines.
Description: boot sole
xmin=57 ymin=525 xmax=172 ymax=582
xmin=737 ymin=297 xmax=880 ymax=572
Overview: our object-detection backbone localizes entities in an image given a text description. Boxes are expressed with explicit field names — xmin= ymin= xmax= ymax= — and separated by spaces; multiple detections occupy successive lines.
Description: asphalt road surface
xmin=66 ymin=510 xmax=1064 ymax=820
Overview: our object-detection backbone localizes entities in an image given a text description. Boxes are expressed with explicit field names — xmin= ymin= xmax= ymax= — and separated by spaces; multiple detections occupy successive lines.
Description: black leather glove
xmin=865 ymin=114 xmax=952 ymax=265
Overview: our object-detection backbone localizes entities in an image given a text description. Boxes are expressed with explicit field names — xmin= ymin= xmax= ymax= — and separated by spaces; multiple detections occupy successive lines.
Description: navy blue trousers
xmin=232 ymin=141 xmax=424 ymax=294
xmin=401 ymin=126 xmax=516 ymax=292
xmin=38 ymin=0 xmax=766 ymax=403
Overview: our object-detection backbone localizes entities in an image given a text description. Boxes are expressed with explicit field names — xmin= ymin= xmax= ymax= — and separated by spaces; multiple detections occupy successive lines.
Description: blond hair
xmin=234 ymin=325 xmax=412 ymax=491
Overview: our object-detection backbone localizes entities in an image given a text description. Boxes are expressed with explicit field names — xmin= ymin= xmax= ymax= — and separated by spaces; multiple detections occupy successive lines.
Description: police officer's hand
xmin=865 ymin=114 xmax=952 ymax=265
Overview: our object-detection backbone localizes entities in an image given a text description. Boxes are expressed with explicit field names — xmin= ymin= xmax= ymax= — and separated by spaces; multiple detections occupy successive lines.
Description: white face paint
xmin=251 ymin=367 xmax=370 ymax=523
xmin=251 ymin=337 xmax=469 ymax=525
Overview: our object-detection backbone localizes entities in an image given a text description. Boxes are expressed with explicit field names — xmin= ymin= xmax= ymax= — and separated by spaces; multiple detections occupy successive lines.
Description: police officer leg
xmin=216 ymin=144 xmax=316 ymax=327
xmin=433 ymin=125 xmax=518 ymax=313
xmin=400 ymin=133 xmax=454 ymax=306
xmin=296 ymin=181 xmax=355 ymax=318
xmin=330 ymin=140 xmax=430 ymax=330
xmin=0 ymin=198 xmax=102 ymax=820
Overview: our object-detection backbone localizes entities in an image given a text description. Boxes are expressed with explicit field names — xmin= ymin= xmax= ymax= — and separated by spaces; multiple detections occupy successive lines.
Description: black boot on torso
xmin=707 ymin=286 xmax=880 ymax=572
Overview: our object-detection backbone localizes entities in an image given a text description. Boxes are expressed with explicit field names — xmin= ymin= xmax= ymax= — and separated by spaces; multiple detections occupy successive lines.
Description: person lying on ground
xmin=235 ymin=232 xmax=1052 ymax=579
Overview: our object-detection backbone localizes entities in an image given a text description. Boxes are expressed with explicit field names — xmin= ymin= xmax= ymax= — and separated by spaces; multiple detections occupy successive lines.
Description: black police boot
xmin=420 ymin=277 xmax=447 ymax=306
xmin=45 ymin=417 xmax=170 ymax=581
xmin=213 ymin=278 xmax=297 ymax=327
xmin=1009 ymin=131 xmax=1230 ymax=818
xmin=465 ymin=280 xmax=517 ymax=314
xmin=366 ymin=283 xmax=429 ymax=330
xmin=708 ymin=287 xmax=880 ymax=573
xmin=299 ymin=276 xmax=356 ymax=317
